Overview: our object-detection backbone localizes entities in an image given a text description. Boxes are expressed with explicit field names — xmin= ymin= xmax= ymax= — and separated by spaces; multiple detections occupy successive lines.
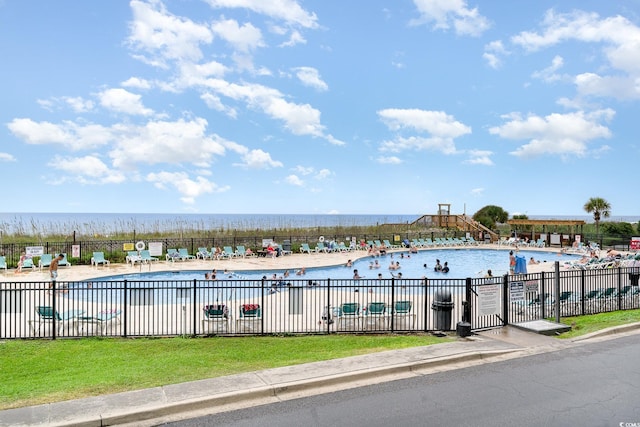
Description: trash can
xmin=630 ymin=272 xmax=640 ymax=287
xmin=283 ymin=239 xmax=292 ymax=253
xmin=432 ymin=289 xmax=454 ymax=331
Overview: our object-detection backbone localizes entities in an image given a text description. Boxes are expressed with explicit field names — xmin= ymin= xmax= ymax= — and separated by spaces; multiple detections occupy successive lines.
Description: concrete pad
xmin=512 ymin=319 xmax=571 ymax=336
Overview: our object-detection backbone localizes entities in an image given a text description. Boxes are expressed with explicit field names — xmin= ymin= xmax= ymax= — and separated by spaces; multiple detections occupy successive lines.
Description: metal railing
xmin=1 ymin=264 xmax=638 ymax=339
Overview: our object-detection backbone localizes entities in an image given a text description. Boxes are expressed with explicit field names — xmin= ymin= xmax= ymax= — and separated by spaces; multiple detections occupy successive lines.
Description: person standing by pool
xmin=48 ymin=254 xmax=64 ymax=288
xmin=434 ymin=259 xmax=443 ymax=272
xmin=509 ymin=251 xmax=516 ymax=274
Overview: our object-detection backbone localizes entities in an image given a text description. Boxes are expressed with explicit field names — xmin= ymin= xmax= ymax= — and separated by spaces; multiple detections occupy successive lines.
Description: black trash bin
xmin=432 ymin=289 xmax=454 ymax=331
xmin=630 ymin=272 xmax=640 ymax=287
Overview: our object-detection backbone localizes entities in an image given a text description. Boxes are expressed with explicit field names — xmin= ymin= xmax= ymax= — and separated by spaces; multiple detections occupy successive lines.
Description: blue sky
xmin=1 ymin=0 xmax=638 ymax=217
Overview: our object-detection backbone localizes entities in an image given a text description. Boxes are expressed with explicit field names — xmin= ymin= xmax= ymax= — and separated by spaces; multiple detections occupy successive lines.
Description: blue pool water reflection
xmin=94 ymin=248 xmax=571 ymax=282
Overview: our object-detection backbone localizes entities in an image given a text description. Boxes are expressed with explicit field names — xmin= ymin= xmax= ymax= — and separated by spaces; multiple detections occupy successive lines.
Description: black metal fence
xmin=1 ymin=265 xmax=638 ymax=339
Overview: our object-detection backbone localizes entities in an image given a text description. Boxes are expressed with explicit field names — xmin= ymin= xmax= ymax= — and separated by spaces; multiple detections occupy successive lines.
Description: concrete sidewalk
xmin=2 ymin=324 xmax=638 ymax=427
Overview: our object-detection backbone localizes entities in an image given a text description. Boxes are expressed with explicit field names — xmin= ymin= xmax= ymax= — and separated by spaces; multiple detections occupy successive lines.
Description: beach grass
xmin=557 ymin=308 xmax=640 ymax=339
xmin=0 ymin=334 xmax=445 ymax=410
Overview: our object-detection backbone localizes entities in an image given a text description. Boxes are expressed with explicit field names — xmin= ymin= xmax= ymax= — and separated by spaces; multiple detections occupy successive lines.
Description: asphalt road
xmin=161 ymin=333 xmax=640 ymax=427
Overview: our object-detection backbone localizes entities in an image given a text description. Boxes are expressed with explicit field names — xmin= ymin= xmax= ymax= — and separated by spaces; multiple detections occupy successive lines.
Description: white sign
xmin=25 ymin=246 xmax=44 ymax=257
xmin=509 ymin=281 xmax=524 ymax=302
xmin=148 ymin=242 xmax=163 ymax=257
xmin=72 ymin=245 xmax=80 ymax=258
xmin=525 ymin=280 xmax=539 ymax=294
xmin=478 ymin=284 xmax=501 ymax=316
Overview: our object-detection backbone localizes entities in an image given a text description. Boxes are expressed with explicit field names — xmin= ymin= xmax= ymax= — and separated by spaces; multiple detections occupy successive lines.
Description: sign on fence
xmin=631 ymin=237 xmax=640 ymax=250
xmin=149 ymin=242 xmax=163 ymax=256
xmin=478 ymin=284 xmax=501 ymax=316
xmin=509 ymin=281 xmax=524 ymax=302
xmin=25 ymin=246 xmax=44 ymax=257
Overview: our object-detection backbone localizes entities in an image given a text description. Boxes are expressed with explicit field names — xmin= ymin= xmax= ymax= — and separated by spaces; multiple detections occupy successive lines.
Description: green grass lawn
xmin=557 ymin=309 xmax=640 ymax=339
xmin=3 ymin=308 xmax=639 ymax=411
xmin=0 ymin=334 xmax=445 ymax=410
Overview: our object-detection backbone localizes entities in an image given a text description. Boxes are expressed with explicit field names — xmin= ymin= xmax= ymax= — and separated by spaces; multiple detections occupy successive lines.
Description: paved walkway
xmin=2 ymin=323 xmax=639 ymax=427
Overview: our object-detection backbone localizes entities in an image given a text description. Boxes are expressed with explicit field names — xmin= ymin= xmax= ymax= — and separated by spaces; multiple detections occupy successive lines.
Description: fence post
xmin=123 ymin=279 xmax=128 ymax=338
xmin=501 ymin=275 xmax=507 ymax=326
xmin=326 ymin=279 xmax=331 ymax=334
xmin=260 ymin=277 xmax=265 ymax=335
xmin=554 ymin=263 xmax=560 ymax=322
xmin=580 ymin=269 xmax=586 ymax=316
xmin=52 ymin=281 xmax=57 ymax=340
xmin=193 ymin=279 xmax=198 ymax=336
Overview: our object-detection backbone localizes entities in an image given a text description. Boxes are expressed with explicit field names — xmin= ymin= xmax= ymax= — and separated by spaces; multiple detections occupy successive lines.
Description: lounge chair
xmin=363 ymin=302 xmax=388 ymax=331
xmin=38 ymin=254 xmax=53 ymax=271
xmin=126 ymin=251 xmax=143 ymax=266
xmin=337 ymin=302 xmax=361 ymax=331
xmin=300 ymin=243 xmax=313 ymax=254
xmin=220 ymin=246 xmax=237 ymax=259
xmin=19 ymin=257 xmax=36 ymax=271
xmin=54 ymin=253 xmax=71 ymax=267
xmin=91 ymin=252 xmax=110 ymax=268
xmin=178 ymin=248 xmax=195 ymax=261
xmin=235 ymin=245 xmax=252 ymax=258
xmin=140 ymin=250 xmax=158 ymax=263
xmin=314 ymin=242 xmax=329 ymax=253
xmin=74 ymin=309 xmax=122 ymax=335
xmin=202 ymin=304 xmax=230 ymax=334
xmin=196 ymin=247 xmax=212 ymax=260
xmin=383 ymin=239 xmax=400 ymax=249
xmin=236 ymin=304 xmax=262 ymax=333
xmin=393 ymin=300 xmax=416 ymax=330
xmin=166 ymin=248 xmax=182 ymax=262
xmin=0 ymin=256 xmax=6 ymax=272
xmin=29 ymin=305 xmax=85 ymax=336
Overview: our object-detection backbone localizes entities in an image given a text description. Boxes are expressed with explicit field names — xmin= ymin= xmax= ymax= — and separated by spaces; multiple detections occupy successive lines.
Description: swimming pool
xmin=93 ymin=248 xmax=572 ymax=282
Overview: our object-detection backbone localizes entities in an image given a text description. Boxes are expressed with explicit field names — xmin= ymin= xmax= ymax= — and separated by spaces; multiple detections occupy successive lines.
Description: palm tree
xmin=583 ymin=197 xmax=611 ymax=235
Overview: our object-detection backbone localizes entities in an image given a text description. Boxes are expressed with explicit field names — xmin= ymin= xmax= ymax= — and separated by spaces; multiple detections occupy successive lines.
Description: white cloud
xmin=128 ymin=0 xmax=213 ymax=67
xmin=293 ymin=165 xmax=314 ymax=175
xmin=470 ymin=187 xmax=484 ymax=196
xmin=463 ymin=150 xmax=493 ymax=166
xmin=202 ymin=79 xmax=342 ymax=144
xmin=531 ymin=55 xmax=565 ymax=82
xmin=315 ymin=168 xmax=331 ymax=179
xmin=236 ymin=149 xmax=283 ymax=169
xmin=146 ymin=171 xmax=228 ymax=204
xmin=211 ymin=18 xmax=265 ymax=52
xmin=410 ymin=0 xmax=490 ymax=37
xmin=511 ymin=9 xmax=640 ymax=99
xmin=279 ymin=29 xmax=306 ymax=47
xmin=489 ymin=109 xmax=614 ymax=158
xmin=292 ymin=66 xmax=328 ymax=91
xmin=377 ymin=108 xmax=471 ymax=154
xmin=98 ymin=88 xmax=154 ymax=116
xmin=121 ymin=77 xmax=152 ymax=89
xmin=63 ymin=96 xmax=95 ymax=113
xmin=204 ymin=0 xmax=319 ymax=29
xmin=376 ymin=156 xmax=403 ymax=164
xmin=48 ymin=155 xmax=126 ymax=184
xmin=0 ymin=153 xmax=16 ymax=162
xmin=7 ymin=118 xmax=113 ymax=150
xmin=483 ymin=40 xmax=508 ymax=69
xmin=285 ymin=174 xmax=304 ymax=186
xmin=109 ymin=117 xmax=227 ymax=168
xmin=378 ymin=108 xmax=471 ymax=137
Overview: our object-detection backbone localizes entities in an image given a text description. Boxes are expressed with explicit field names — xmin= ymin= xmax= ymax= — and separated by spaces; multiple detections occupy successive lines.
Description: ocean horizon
xmin=0 ymin=212 xmax=638 ymax=236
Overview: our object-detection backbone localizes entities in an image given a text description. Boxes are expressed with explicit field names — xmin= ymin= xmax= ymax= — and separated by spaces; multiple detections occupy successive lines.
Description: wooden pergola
xmin=507 ymin=219 xmax=586 ymax=234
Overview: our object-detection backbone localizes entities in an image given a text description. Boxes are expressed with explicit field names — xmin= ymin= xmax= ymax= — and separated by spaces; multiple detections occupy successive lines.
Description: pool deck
xmin=2 ymin=244 xmax=565 ymax=284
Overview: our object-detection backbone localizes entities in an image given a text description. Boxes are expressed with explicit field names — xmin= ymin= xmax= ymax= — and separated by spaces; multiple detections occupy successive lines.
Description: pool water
xmin=94 ymin=248 xmax=572 ymax=282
